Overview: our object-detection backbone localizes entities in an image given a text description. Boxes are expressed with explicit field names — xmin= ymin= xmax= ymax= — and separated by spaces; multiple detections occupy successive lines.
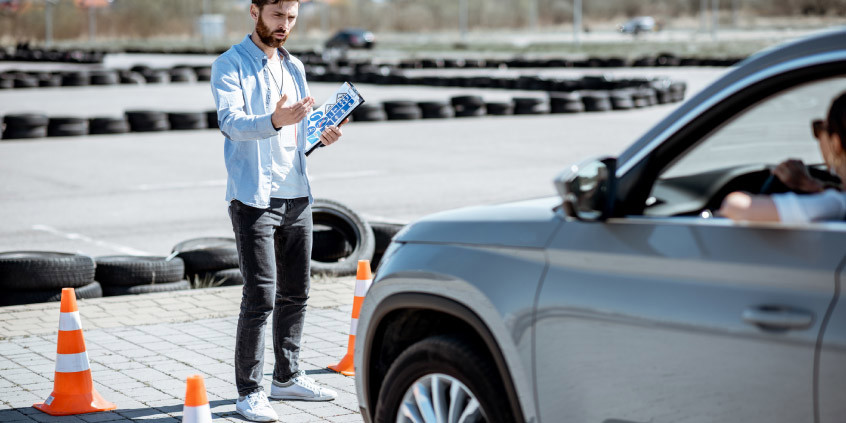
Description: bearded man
xmin=211 ymin=1 xmax=344 ymax=420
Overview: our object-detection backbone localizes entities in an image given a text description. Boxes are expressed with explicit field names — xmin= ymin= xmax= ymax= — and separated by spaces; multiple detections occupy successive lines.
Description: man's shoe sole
xmin=267 ymin=393 xmax=336 ymax=402
xmin=235 ymin=408 xmax=279 ymax=422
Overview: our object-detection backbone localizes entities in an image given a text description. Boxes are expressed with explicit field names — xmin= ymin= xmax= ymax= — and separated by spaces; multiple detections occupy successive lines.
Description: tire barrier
xmin=311 ymin=198 xmax=375 ymax=276
xmin=1 ymin=45 xmax=105 ymax=64
xmin=1 ymin=78 xmax=686 ymax=140
xmin=94 ymin=255 xmax=190 ymax=297
xmin=0 ymin=251 xmax=102 ymax=306
xmin=172 ymin=237 xmax=240 ymax=277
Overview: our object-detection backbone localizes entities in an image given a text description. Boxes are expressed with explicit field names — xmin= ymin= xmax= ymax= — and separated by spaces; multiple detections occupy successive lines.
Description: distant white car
xmin=619 ymin=16 xmax=659 ymax=34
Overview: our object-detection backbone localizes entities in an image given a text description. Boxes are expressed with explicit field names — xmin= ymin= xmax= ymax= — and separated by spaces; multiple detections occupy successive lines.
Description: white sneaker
xmin=235 ymin=391 xmax=279 ymax=422
xmin=269 ymin=372 xmax=338 ymax=401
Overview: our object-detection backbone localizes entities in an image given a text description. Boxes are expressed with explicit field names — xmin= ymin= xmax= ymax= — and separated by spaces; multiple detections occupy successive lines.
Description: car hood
xmin=395 ymin=196 xmax=563 ymax=249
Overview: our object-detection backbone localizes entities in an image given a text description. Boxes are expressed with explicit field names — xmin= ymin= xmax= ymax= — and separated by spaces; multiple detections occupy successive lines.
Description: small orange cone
xmin=33 ymin=288 xmax=116 ymax=416
xmin=328 ymin=260 xmax=372 ymax=376
xmin=182 ymin=375 xmax=212 ymax=423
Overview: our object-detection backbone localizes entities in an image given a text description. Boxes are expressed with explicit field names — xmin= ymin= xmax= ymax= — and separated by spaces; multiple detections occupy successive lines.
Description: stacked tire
xmin=451 ymin=96 xmax=485 ymax=118
xmin=311 ymin=199 xmax=375 ymax=276
xmin=3 ymin=114 xmax=48 ymax=139
xmin=95 ymin=256 xmax=190 ymax=296
xmin=172 ymin=238 xmax=243 ymax=287
xmin=0 ymin=252 xmax=102 ymax=306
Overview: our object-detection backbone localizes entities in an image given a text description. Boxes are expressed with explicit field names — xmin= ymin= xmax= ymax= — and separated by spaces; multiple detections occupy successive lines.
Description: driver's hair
xmin=828 ymin=91 xmax=846 ymax=148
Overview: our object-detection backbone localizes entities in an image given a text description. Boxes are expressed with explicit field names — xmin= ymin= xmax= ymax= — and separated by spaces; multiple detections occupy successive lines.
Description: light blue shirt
xmin=211 ymin=35 xmax=312 ymax=208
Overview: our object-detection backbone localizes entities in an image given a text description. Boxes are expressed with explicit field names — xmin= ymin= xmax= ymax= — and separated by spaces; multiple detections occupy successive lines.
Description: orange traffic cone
xmin=182 ymin=375 xmax=212 ymax=423
xmin=34 ymin=288 xmax=116 ymax=416
xmin=328 ymin=260 xmax=372 ymax=376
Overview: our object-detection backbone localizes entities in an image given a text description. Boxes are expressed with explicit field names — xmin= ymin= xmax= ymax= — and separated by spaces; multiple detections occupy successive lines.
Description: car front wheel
xmin=374 ymin=335 xmax=512 ymax=423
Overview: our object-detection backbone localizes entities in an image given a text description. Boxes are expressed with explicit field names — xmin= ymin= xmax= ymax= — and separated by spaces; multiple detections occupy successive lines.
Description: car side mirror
xmin=554 ymin=157 xmax=616 ymax=221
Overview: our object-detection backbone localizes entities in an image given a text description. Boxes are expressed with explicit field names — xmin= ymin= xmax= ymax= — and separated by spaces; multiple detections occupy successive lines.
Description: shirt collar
xmin=240 ymin=34 xmax=292 ymax=63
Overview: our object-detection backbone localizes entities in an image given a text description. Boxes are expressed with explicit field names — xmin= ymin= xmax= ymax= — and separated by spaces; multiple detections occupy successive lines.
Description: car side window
xmin=643 ymin=77 xmax=846 ymax=217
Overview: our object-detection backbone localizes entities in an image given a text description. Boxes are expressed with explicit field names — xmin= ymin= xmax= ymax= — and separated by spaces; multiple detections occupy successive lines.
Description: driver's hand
xmin=773 ymin=159 xmax=823 ymax=193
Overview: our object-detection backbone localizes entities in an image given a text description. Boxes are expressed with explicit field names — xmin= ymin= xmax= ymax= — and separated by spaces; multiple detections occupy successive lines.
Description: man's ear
xmin=250 ymin=4 xmax=259 ymax=22
xmin=832 ymin=133 xmax=844 ymax=155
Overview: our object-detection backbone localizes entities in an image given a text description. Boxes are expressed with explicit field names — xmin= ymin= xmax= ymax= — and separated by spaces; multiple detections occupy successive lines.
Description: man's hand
xmin=271 ymin=94 xmax=315 ymax=129
xmin=319 ymin=118 xmax=349 ymax=146
xmin=773 ymin=159 xmax=823 ymax=193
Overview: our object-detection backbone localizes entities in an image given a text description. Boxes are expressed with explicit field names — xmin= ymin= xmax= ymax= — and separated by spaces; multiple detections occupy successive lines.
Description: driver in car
xmin=720 ymin=91 xmax=846 ymax=223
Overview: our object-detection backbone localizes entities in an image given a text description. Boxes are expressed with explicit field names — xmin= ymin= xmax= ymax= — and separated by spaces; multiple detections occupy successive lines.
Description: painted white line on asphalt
xmin=32 ymin=224 xmax=152 ymax=256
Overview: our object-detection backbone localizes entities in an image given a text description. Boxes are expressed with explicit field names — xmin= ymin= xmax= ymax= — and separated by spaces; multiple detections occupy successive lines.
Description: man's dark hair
xmin=252 ymin=0 xmax=298 ymax=8
xmin=827 ymin=92 xmax=846 ymax=148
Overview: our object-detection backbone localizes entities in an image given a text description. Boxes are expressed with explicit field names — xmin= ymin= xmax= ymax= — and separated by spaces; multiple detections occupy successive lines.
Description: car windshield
xmin=661 ymin=77 xmax=846 ymax=179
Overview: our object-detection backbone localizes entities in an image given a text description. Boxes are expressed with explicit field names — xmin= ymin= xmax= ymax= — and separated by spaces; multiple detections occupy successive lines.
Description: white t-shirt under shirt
xmin=267 ymin=52 xmax=309 ymax=199
xmin=772 ymin=189 xmax=846 ymax=223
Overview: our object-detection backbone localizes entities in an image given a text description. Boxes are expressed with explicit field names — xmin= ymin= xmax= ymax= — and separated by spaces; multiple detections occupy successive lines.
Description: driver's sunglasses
xmin=812 ymin=119 xmax=827 ymax=139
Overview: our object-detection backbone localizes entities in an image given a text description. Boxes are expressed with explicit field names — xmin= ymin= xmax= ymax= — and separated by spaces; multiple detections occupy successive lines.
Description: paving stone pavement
xmin=0 ymin=275 xmax=364 ymax=423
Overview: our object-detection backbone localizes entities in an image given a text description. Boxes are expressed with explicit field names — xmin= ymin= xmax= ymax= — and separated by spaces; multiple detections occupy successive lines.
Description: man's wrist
xmin=271 ymin=115 xmax=281 ymax=130
xmin=802 ymin=178 xmax=824 ymax=193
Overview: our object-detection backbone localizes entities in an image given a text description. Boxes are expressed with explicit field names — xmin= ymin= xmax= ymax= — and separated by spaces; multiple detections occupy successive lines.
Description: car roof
xmin=617 ymin=27 xmax=846 ymax=175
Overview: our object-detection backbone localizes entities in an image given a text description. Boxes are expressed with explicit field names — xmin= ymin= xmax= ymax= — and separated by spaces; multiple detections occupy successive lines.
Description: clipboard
xmin=304 ymin=81 xmax=365 ymax=156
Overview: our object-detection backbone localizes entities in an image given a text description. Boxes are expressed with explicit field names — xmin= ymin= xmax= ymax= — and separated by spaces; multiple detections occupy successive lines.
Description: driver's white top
xmin=772 ymin=189 xmax=846 ymax=223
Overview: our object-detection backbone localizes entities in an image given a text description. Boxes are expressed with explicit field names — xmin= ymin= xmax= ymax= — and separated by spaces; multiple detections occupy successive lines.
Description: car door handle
xmin=742 ymin=307 xmax=814 ymax=330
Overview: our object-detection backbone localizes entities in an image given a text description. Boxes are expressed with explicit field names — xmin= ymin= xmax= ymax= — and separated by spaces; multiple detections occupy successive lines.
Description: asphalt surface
xmin=0 ymin=58 xmax=728 ymax=259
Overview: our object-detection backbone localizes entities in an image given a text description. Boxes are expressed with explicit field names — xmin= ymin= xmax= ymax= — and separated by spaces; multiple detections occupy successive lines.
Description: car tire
xmin=0 ymin=252 xmax=95 ymax=290
xmin=311 ymin=198 xmax=375 ymax=276
xmin=102 ymin=279 xmax=191 ymax=296
xmin=374 ymin=335 xmax=512 ymax=423
xmin=95 ymin=256 xmax=185 ymax=286
xmin=485 ymin=101 xmax=514 ymax=116
xmin=172 ymin=237 xmax=240 ymax=275
xmin=0 ymin=281 xmax=103 ymax=307
xmin=417 ymin=101 xmax=454 ymax=119
xmin=125 ymin=110 xmax=170 ymax=132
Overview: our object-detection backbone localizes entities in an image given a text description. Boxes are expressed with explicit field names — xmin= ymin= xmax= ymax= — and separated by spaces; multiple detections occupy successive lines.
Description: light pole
xmin=528 ymin=0 xmax=538 ymax=31
xmin=45 ymin=0 xmax=58 ymax=47
xmin=573 ymin=0 xmax=581 ymax=45
xmin=459 ymin=0 xmax=467 ymax=42
xmin=711 ymin=0 xmax=719 ymax=40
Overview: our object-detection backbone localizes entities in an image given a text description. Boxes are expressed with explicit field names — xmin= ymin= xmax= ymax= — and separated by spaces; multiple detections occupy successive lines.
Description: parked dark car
xmin=325 ymin=28 xmax=375 ymax=50
xmin=353 ymin=29 xmax=846 ymax=423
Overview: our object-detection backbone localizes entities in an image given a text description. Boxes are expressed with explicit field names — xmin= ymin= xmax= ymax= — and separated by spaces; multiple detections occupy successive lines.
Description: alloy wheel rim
xmin=396 ymin=373 xmax=486 ymax=423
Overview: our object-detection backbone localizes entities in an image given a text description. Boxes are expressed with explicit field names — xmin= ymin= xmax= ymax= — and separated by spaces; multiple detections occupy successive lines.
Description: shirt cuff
xmin=260 ymin=112 xmax=279 ymax=135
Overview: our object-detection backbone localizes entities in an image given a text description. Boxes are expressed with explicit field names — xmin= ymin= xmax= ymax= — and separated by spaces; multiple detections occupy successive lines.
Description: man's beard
xmin=256 ymin=14 xmax=288 ymax=48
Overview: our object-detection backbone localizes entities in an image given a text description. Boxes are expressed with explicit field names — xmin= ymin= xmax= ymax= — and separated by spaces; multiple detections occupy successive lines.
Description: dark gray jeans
xmin=228 ymin=197 xmax=312 ymax=397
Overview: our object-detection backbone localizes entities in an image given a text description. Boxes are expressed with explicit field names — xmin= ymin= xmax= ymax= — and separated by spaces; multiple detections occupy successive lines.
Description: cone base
xmin=33 ymin=389 xmax=117 ymax=416
xmin=328 ymin=354 xmax=355 ymax=377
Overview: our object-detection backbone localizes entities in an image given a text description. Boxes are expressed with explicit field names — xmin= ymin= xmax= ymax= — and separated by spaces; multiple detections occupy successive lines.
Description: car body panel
xmin=536 ymin=216 xmax=843 ymax=422
xmin=355 ymin=240 xmax=551 ymax=423
xmin=395 ymin=197 xmax=562 ymax=248
xmin=818 ymin=266 xmax=846 ymax=423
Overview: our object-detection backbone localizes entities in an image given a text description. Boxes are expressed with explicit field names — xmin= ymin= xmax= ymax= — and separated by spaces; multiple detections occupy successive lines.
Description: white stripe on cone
xmin=58 ymin=311 xmax=82 ymax=331
xmin=349 ymin=318 xmax=358 ymax=336
xmin=55 ymin=351 xmax=90 ymax=373
xmin=183 ymin=404 xmax=212 ymax=423
xmin=354 ymin=279 xmax=372 ymax=297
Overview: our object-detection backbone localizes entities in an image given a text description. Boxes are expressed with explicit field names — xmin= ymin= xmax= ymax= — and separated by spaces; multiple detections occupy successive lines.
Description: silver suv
xmin=354 ymin=29 xmax=846 ymax=423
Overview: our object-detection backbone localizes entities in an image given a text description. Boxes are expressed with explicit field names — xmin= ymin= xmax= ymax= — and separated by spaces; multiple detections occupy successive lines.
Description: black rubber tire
xmin=89 ymin=117 xmax=130 ymax=134
xmin=513 ymin=97 xmax=548 ymax=114
xmin=581 ymin=91 xmax=613 ymax=112
xmin=102 ymin=279 xmax=191 ymax=296
xmin=384 ymin=106 xmax=422 ymax=120
xmin=95 ymin=256 xmax=185 ymax=286
xmin=374 ymin=336 xmax=511 ymax=423
xmin=119 ymin=71 xmax=146 ymax=85
xmin=194 ymin=67 xmax=212 ymax=82
xmin=351 ymin=103 xmax=387 ymax=122
xmin=61 ymin=71 xmax=89 ymax=87
xmin=172 ymin=237 xmax=240 ymax=275
xmin=5 ymin=113 xmax=48 ymax=127
xmin=549 ymin=92 xmax=585 ymax=114
xmin=310 ymin=198 xmax=375 ymax=276
xmin=2 ymin=127 xmax=47 ymax=139
xmin=168 ymin=112 xmax=208 ymax=130
xmin=417 ymin=101 xmax=454 ymax=119
xmin=484 ymin=101 xmax=513 ymax=116
xmin=0 ymin=252 xmax=95 ymax=290
xmin=206 ymin=110 xmax=219 ymax=129
xmin=89 ymin=70 xmax=118 ymax=85
xmin=142 ymin=69 xmax=169 ymax=83
xmin=451 ymin=95 xmax=484 ymax=107
xmin=125 ymin=110 xmax=170 ymax=132
xmin=47 ymin=117 xmax=89 ymax=137
xmin=13 ymin=73 xmax=38 ymax=88
xmin=0 ymin=281 xmax=103 ymax=307
xmin=610 ymin=90 xmax=635 ymax=110
xmin=38 ymin=73 xmax=62 ymax=87
xmin=312 ymin=227 xmax=351 ymax=262
xmin=198 ymin=268 xmax=244 ymax=287
xmin=169 ymin=67 xmax=195 ymax=83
